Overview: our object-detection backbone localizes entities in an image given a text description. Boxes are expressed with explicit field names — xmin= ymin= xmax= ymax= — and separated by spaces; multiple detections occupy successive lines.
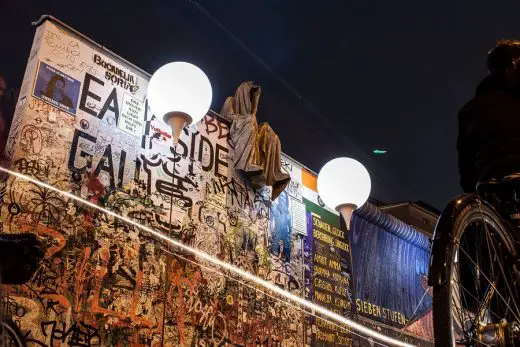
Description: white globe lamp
xmin=317 ymin=157 xmax=371 ymax=229
xmin=147 ymin=62 xmax=212 ymax=145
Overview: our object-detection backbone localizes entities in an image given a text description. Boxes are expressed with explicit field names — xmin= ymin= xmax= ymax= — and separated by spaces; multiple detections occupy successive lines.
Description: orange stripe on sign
xmin=302 ymin=168 xmax=318 ymax=192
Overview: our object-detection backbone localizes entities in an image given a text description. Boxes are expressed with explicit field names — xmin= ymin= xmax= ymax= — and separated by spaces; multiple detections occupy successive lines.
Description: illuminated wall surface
xmin=350 ymin=206 xmax=434 ymax=346
xmin=0 ymin=18 xmax=434 ymax=346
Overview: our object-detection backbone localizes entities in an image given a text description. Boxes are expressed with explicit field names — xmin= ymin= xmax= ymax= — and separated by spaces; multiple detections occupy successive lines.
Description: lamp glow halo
xmin=318 ymin=157 xmax=371 ymax=210
xmin=147 ymin=62 xmax=212 ymax=126
xmin=0 ymin=166 xmax=413 ymax=347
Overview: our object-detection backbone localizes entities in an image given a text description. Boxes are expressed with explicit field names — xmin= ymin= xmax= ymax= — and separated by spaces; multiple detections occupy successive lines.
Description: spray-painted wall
xmin=0 ymin=18 xmax=330 ymax=346
xmin=0 ymin=17 xmax=432 ymax=346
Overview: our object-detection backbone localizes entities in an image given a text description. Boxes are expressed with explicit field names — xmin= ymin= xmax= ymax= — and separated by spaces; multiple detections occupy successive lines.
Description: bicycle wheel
xmin=433 ymin=201 xmax=520 ymax=346
xmin=0 ymin=316 xmax=26 ymax=347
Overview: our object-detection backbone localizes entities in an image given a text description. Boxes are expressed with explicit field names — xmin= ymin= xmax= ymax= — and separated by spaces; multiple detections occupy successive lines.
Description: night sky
xmin=3 ymin=0 xmax=520 ymax=209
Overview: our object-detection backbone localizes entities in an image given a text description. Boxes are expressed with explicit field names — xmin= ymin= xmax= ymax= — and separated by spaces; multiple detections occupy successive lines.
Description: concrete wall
xmin=0 ymin=17 xmax=432 ymax=347
xmin=0 ymin=18 xmax=333 ymax=346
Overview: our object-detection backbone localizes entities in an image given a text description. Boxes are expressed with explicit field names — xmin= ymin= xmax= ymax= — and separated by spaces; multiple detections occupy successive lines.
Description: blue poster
xmin=350 ymin=211 xmax=432 ymax=335
xmin=269 ymin=190 xmax=293 ymax=262
xmin=33 ymin=61 xmax=81 ymax=115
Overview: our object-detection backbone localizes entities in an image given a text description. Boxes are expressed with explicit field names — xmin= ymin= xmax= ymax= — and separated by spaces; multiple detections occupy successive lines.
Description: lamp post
xmin=146 ymin=62 xmax=212 ymax=145
xmin=146 ymin=61 xmax=213 ymax=346
xmin=317 ymin=157 xmax=371 ymax=229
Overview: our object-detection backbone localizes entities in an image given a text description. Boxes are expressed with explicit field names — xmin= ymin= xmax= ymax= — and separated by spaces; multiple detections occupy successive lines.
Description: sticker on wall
xmin=146 ymin=118 xmax=172 ymax=144
xmin=281 ymin=155 xmax=303 ymax=202
xmin=291 ymin=199 xmax=307 ymax=236
xmin=305 ymin=198 xmax=353 ymax=345
xmin=17 ymin=96 xmax=27 ymax=107
xmin=269 ymin=190 xmax=293 ymax=262
xmin=301 ymin=167 xmax=338 ymax=216
xmin=118 ymin=93 xmax=145 ymax=137
xmin=33 ymin=61 xmax=81 ymax=115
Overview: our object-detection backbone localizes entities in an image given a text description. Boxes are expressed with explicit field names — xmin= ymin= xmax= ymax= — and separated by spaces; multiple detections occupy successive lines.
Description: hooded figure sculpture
xmin=221 ymin=82 xmax=290 ymax=200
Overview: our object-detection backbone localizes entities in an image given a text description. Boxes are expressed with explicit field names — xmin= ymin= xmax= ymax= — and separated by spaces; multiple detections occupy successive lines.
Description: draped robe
xmin=221 ymin=82 xmax=290 ymax=200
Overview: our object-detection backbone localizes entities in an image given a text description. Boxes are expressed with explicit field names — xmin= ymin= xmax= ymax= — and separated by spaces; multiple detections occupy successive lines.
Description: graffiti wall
xmin=0 ymin=17 xmax=433 ymax=346
xmin=351 ymin=205 xmax=434 ymax=345
xmin=0 ymin=18 xmax=310 ymax=346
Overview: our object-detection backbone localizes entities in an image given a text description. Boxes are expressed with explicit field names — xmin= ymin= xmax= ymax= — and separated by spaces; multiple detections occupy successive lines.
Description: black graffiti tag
xmin=14 ymin=158 xmax=52 ymax=178
xmin=140 ymin=154 xmax=198 ymax=210
xmin=202 ymin=115 xmax=233 ymax=148
xmin=40 ymin=320 xmax=101 ymax=347
xmin=80 ymin=119 xmax=90 ymax=130
xmin=21 ymin=125 xmax=43 ymax=154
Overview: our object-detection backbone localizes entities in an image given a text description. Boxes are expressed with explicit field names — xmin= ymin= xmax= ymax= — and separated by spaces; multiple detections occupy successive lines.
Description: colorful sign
xmin=305 ymin=198 xmax=353 ymax=346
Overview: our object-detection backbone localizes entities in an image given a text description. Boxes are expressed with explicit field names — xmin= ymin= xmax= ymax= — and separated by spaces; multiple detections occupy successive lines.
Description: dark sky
xmin=3 ymin=0 xmax=520 ymax=209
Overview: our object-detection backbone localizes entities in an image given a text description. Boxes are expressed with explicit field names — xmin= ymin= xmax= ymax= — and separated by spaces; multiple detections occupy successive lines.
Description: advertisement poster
xmin=118 ymin=93 xmax=145 ymax=137
xmin=305 ymin=198 xmax=353 ymax=346
xmin=33 ymin=61 xmax=81 ymax=114
xmin=269 ymin=190 xmax=293 ymax=261
xmin=291 ymin=199 xmax=307 ymax=236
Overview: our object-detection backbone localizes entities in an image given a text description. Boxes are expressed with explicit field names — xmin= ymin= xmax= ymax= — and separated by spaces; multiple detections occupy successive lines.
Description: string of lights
xmin=165 ymin=248 xmax=390 ymax=347
xmin=186 ymin=0 xmax=419 ymax=201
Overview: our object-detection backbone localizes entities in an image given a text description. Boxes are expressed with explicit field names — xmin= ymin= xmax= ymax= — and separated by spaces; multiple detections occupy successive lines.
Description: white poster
xmin=118 ymin=93 xmax=145 ymax=137
xmin=291 ymin=199 xmax=307 ymax=236
xmin=281 ymin=155 xmax=303 ymax=202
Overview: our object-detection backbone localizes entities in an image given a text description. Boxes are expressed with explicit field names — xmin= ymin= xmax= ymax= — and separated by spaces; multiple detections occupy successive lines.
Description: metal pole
xmin=160 ymin=145 xmax=177 ymax=346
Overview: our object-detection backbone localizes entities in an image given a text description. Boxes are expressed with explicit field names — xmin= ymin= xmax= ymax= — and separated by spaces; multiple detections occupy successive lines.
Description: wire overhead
xmin=187 ymin=0 xmax=419 ymax=201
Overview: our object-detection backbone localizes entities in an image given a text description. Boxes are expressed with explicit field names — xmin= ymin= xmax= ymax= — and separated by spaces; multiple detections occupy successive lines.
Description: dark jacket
xmin=458 ymin=75 xmax=520 ymax=192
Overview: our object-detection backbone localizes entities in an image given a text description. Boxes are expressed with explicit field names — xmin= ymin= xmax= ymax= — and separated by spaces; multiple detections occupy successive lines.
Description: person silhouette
xmin=0 ymin=75 xmax=8 ymax=158
xmin=42 ymin=75 xmax=73 ymax=108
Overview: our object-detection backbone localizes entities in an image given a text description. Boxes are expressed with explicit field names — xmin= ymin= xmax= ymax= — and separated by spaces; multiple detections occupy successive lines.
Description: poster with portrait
xmin=33 ymin=61 xmax=81 ymax=114
xmin=269 ymin=190 xmax=293 ymax=262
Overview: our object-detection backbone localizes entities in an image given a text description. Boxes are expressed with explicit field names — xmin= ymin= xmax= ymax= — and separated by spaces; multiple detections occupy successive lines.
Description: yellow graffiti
xmin=355 ymin=299 xmax=407 ymax=325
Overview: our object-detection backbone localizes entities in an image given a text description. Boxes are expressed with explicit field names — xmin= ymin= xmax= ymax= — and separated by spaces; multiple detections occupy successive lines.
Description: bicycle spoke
xmin=434 ymin=202 xmax=520 ymax=346
xmin=458 ymin=242 xmax=520 ymax=323
xmin=451 ymin=276 xmax=503 ymax=322
xmin=451 ymin=281 xmax=466 ymax=337
xmin=482 ymin=222 xmax=495 ymax=281
xmin=462 ymin=234 xmax=480 ymax=305
xmin=450 ymin=302 xmax=494 ymax=347
xmin=452 ymin=255 xmax=472 ymax=340
xmin=482 ymin=221 xmax=520 ymax=320
xmin=450 ymin=303 xmax=493 ymax=347
xmin=477 ymin=206 xmax=520 ymax=320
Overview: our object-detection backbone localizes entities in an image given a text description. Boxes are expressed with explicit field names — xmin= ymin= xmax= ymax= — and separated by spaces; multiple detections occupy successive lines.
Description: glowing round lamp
xmin=147 ymin=62 xmax=212 ymax=145
xmin=317 ymin=157 xmax=371 ymax=228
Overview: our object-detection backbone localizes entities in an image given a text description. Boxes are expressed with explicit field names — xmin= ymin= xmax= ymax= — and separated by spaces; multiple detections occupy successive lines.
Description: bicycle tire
xmin=432 ymin=201 xmax=517 ymax=346
xmin=0 ymin=316 xmax=26 ymax=347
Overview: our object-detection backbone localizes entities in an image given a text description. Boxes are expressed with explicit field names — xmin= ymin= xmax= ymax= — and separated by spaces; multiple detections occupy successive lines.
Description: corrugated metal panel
xmin=354 ymin=203 xmax=431 ymax=251
xmin=350 ymin=212 xmax=433 ymax=339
